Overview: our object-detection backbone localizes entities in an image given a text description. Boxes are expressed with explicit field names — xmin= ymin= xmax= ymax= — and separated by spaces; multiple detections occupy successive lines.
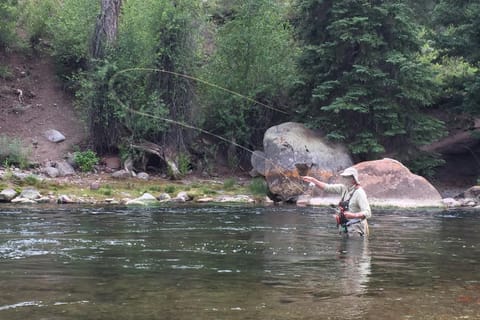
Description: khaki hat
xmin=340 ymin=167 xmax=359 ymax=184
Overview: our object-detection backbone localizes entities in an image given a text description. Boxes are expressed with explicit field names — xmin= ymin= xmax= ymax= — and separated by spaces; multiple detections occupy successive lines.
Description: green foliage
xmin=0 ymin=135 xmax=30 ymax=168
xmin=147 ymin=185 xmax=163 ymax=193
xmin=46 ymin=0 xmax=99 ymax=75
xmin=98 ymin=185 xmax=113 ymax=196
xmin=292 ymin=0 xmax=443 ymax=160
xmin=23 ymin=174 xmax=41 ymax=187
xmin=1 ymin=166 xmax=13 ymax=181
xmin=248 ymin=177 xmax=268 ymax=196
xmin=73 ymin=61 xmax=127 ymax=152
xmin=200 ymin=187 xmax=217 ymax=195
xmin=6 ymin=0 xmax=478 ymax=180
xmin=177 ymin=153 xmax=191 ymax=176
xmin=433 ymin=0 xmax=480 ymax=115
xmin=405 ymin=152 xmax=446 ymax=178
xmin=223 ymin=177 xmax=236 ymax=190
xmin=0 ymin=65 xmax=12 ymax=79
xmin=433 ymin=0 xmax=480 ymax=64
xmin=201 ymin=0 xmax=298 ymax=152
xmin=164 ymin=185 xmax=176 ymax=194
xmin=71 ymin=0 xmax=202 ymax=154
xmin=120 ymin=0 xmax=201 ymax=143
xmin=0 ymin=0 xmax=18 ymax=51
xmin=74 ymin=150 xmax=99 ymax=172
xmin=18 ymin=0 xmax=57 ymax=49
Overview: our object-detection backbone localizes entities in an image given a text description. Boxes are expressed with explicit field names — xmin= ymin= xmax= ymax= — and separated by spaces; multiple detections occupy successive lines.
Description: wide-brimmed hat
xmin=340 ymin=167 xmax=359 ymax=184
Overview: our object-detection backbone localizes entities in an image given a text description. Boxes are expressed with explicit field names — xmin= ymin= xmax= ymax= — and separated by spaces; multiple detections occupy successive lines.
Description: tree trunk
xmin=91 ymin=0 xmax=122 ymax=58
xmin=131 ymin=141 xmax=182 ymax=180
xmin=88 ymin=0 xmax=122 ymax=153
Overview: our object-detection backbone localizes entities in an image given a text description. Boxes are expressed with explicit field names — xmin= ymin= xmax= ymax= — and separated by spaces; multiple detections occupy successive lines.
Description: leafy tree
xmin=433 ymin=0 xmax=480 ymax=115
xmin=147 ymin=0 xmax=201 ymax=152
xmin=200 ymin=0 xmax=297 ymax=162
xmin=0 ymin=0 xmax=18 ymax=51
xmin=47 ymin=0 xmax=99 ymax=75
xmin=404 ymin=0 xmax=438 ymax=26
xmin=73 ymin=0 xmax=202 ymax=156
xmin=292 ymin=0 xmax=444 ymax=161
xmin=84 ymin=0 xmax=123 ymax=153
xmin=115 ymin=0 xmax=201 ymax=151
xmin=18 ymin=0 xmax=57 ymax=49
xmin=91 ymin=0 xmax=122 ymax=59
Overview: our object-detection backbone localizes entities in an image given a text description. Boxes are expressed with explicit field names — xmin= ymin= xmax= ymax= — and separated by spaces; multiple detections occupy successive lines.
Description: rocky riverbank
xmin=0 ymin=166 xmax=263 ymax=206
xmin=1 ymin=166 xmax=479 ymax=209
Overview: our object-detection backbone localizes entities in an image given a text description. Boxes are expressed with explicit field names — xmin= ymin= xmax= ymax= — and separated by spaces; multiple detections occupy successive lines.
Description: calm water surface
xmin=0 ymin=204 xmax=479 ymax=320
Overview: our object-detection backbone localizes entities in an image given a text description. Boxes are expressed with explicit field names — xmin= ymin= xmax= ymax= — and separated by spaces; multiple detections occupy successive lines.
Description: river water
xmin=0 ymin=204 xmax=478 ymax=320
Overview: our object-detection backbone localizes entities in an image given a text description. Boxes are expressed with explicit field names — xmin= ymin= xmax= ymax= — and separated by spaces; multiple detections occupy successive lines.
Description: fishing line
xmin=108 ymin=67 xmax=308 ymax=194
xmin=110 ymin=68 xmax=291 ymax=115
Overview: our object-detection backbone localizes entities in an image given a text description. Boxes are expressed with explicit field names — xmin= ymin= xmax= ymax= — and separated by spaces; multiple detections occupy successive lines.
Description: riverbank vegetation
xmin=1 ymin=0 xmax=478 ymax=180
xmin=0 ymin=166 xmax=270 ymax=204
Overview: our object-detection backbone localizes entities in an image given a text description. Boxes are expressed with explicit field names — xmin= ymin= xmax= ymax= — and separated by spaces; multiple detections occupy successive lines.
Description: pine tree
xmin=292 ymin=0 xmax=444 ymax=160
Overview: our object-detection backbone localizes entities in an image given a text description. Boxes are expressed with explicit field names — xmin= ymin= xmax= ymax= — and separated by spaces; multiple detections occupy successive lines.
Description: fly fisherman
xmin=302 ymin=167 xmax=371 ymax=237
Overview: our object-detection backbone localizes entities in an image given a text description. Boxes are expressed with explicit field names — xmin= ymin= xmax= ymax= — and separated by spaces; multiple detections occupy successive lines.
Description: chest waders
xmin=338 ymin=187 xmax=362 ymax=235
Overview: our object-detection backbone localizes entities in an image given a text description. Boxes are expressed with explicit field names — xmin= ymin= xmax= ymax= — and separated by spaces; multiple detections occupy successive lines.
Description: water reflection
xmin=337 ymin=238 xmax=371 ymax=295
xmin=0 ymin=205 xmax=478 ymax=319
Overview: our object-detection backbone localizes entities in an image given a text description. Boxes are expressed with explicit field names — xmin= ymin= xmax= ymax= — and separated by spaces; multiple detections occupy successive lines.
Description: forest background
xmin=0 ymin=0 xmax=478 ymax=186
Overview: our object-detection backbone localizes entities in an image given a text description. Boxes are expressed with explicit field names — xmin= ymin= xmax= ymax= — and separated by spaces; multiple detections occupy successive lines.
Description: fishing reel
xmin=338 ymin=200 xmax=349 ymax=212
xmin=331 ymin=203 xmax=349 ymax=226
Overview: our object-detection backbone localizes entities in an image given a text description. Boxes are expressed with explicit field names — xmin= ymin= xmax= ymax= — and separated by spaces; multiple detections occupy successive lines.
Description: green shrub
xmin=177 ymin=153 xmax=191 ymax=176
xmin=0 ymin=135 xmax=30 ymax=168
xmin=249 ymin=177 xmax=268 ymax=196
xmin=99 ymin=185 xmax=113 ymax=196
xmin=23 ymin=174 xmax=41 ymax=186
xmin=148 ymin=185 xmax=163 ymax=193
xmin=0 ymin=65 xmax=12 ymax=79
xmin=0 ymin=1 xmax=18 ymax=51
xmin=200 ymin=188 xmax=217 ymax=195
xmin=46 ymin=0 xmax=99 ymax=75
xmin=18 ymin=0 xmax=57 ymax=49
xmin=74 ymin=150 xmax=99 ymax=172
xmin=223 ymin=177 xmax=236 ymax=190
xmin=406 ymin=152 xmax=446 ymax=178
xmin=200 ymin=0 xmax=297 ymax=152
xmin=164 ymin=185 xmax=176 ymax=194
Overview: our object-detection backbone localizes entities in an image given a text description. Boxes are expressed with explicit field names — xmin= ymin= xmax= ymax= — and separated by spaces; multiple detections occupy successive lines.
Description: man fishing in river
xmin=302 ymin=167 xmax=371 ymax=237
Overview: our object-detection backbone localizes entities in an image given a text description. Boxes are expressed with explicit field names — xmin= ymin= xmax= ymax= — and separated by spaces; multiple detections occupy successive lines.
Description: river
xmin=0 ymin=204 xmax=478 ymax=319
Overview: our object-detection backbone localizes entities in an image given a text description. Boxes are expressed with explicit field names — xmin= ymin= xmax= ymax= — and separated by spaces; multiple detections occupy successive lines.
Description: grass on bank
xmin=0 ymin=171 xmax=268 ymax=202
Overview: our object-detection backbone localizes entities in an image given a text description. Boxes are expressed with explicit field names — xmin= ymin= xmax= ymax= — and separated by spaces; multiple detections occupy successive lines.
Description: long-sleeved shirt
xmin=323 ymin=183 xmax=372 ymax=219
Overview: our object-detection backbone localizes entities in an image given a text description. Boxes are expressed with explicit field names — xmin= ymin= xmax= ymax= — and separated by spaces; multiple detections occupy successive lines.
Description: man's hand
xmin=302 ymin=176 xmax=315 ymax=183
xmin=301 ymin=176 xmax=325 ymax=190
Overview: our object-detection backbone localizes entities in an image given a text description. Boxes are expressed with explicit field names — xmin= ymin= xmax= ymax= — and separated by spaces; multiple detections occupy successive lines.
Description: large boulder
xmin=251 ymin=122 xmax=353 ymax=202
xmin=310 ymin=158 xmax=443 ymax=208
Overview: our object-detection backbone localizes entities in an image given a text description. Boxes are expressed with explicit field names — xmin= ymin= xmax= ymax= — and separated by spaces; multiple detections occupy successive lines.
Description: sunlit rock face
xmin=355 ymin=158 xmax=442 ymax=206
xmin=310 ymin=158 xmax=443 ymax=208
xmin=252 ymin=123 xmax=443 ymax=207
xmin=251 ymin=122 xmax=352 ymax=202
